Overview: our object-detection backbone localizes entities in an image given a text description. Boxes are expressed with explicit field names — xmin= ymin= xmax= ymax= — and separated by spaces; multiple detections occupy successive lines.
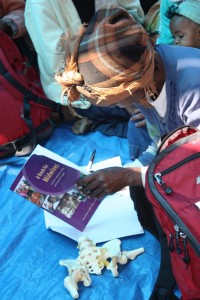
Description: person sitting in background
xmin=166 ymin=0 xmax=200 ymax=48
xmin=56 ymin=5 xmax=200 ymax=233
xmin=25 ymin=0 xmax=152 ymax=157
xmin=156 ymin=0 xmax=200 ymax=46
xmin=157 ymin=0 xmax=181 ymax=44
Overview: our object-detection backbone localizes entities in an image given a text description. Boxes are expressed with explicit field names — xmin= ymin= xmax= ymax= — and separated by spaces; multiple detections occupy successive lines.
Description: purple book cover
xmin=10 ymin=154 xmax=101 ymax=231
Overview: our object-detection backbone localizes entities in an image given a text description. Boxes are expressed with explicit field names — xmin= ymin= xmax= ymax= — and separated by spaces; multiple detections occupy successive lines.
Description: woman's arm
xmin=24 ymin=0 xmax=81 ymax=103
xmin=76 ymin=166 xmax=143 ymax=199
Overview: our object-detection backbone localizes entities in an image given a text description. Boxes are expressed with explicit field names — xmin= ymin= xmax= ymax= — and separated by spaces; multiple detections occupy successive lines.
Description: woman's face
xmin=116 ymin=88 xmax=146 ymax=110
xmin=170 ymin=15 xmax=200 ymax=48
xmin=80 ymin=87 xmax=146 ymax=110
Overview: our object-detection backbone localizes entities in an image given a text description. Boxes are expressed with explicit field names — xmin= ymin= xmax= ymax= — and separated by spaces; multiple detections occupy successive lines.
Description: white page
xmin=32 ymin=145 xmax=143 ymax=243
xmin=44 ymin=187 xmax=143 ymax=243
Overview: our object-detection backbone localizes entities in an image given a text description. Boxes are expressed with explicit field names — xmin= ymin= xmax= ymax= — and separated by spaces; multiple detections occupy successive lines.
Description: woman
xmin=56 ymin=5 xmax=200 ymax=198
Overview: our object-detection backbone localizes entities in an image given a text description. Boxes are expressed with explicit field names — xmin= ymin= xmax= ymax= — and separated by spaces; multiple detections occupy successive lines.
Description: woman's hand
xmin=125 ymin=104 xmax=146 ymax=127
xmin=76 ymin=167 xmax=129 ymax=198
xmin=76 ymin=166 xmax=142 ymax=199
xmin=130 ymin=107 xmax=146 ymax=127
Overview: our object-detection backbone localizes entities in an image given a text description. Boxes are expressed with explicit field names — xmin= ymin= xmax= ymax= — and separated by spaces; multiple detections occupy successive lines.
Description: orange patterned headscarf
xmin=56 ymin=5 xmax=157 ymax=107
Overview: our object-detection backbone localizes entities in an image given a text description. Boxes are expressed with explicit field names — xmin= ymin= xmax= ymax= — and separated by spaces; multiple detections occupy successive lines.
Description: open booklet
xmin=42 ymin=147 xmax=144 ymax=243
xmin=10 ymin=145 xmax=102 ymax=231
xmin=11 ymin=145 xmax=144 ymax=242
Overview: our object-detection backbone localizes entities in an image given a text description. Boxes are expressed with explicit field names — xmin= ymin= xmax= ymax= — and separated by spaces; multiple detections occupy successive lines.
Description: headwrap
xmin=56 ymin=5 xmax=157 ymax=107
xmin=170 ymin=0 xmax=200 ymax=25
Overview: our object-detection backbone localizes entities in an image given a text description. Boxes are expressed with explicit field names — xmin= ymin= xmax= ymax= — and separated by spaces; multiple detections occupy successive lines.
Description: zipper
xmin=154 ymin=173 xmax=173 ymax=194
xmin=153 ymin=152 xmax=200 ymax=257
xmin=155 ymin=152 xmax=200 ymax=187
xmin=180 ymin=231 xmax=191 ymax=264
xmin=174 ymin=224 xmax=182 ymax=255
xmin=168 ymin=226 xmax=191 ymax=264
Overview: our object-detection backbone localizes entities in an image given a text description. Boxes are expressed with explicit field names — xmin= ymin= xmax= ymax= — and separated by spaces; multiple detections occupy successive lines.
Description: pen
xmin=86 ymin=149 xmax=96 ymax=172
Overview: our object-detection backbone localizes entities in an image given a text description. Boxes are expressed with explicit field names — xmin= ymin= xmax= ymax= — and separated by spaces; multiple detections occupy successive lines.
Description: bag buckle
xmin=12 ymin=135 xmax=30 ymax=152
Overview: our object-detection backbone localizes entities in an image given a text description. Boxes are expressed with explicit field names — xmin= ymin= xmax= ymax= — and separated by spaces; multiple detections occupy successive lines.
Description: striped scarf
xmin=56 ymin=5 xmax=156 ymax=107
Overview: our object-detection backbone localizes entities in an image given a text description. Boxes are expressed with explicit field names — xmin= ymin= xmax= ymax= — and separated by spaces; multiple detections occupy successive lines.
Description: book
xmin=42 ymin=150 xmax=144 ymax=243
xmin=10 ymin=145 xmax=102 ymax=231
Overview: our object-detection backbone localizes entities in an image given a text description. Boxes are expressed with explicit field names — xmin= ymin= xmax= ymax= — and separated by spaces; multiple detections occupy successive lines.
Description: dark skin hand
xmin=76 ymin=166 xmax=142 ymax=199
xmin=130 ymin=107 xmax=146 ymax=127
xmin=124 ymin=103 xmax=146 ymax=128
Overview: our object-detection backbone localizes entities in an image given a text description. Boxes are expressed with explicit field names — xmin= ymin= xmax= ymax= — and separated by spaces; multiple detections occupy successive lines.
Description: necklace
xmin=145 ymin=86 xmax=158 ymax=102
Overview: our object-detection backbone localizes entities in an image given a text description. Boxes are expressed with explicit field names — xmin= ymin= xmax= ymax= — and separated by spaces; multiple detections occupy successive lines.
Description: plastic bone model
xmin=59 ymin=260 xmax=92 ymax=299
xmin=59 ymin=236 xmax=144 ymax=298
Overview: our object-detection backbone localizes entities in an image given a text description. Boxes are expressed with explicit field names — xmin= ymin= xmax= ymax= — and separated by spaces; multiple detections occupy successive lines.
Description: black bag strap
xmin=23 ymin=91 xmax=37 ymax=152
xmin=149 ymin=216 xmax=179 ymax=300
xmin=22 ymin=91 xmax=55 ymax=154
xmin=0 ymin=60 xmax=61 ymax=111
xmin=0 ymin=118 xmax=54 ymax=158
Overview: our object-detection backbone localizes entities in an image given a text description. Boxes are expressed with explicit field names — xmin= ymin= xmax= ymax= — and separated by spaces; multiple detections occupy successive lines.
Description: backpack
xmin=0 ymin=30 xmax=63 ymax=158
xmin=145 ymin=126 xmax=200 ymax=300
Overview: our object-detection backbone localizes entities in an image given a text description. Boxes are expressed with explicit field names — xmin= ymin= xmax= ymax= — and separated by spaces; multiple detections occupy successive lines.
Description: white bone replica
xmin=59 ymin=236 xmax=144 ymax=298
xmin=59 ymin=260 xmax=92 ymax=299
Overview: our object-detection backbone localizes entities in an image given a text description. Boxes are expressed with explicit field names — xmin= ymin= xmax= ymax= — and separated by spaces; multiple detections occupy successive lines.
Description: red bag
xmin=146 ymin=126 xmax=200 ymax=300
xmin=0 ymin=30 xmax=61 ymax=158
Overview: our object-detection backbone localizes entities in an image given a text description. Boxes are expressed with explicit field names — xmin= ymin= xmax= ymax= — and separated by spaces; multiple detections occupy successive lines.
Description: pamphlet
xmin=10 ymin=145 xmax=102 ymax=231
xmin=10 ymin=145 xmax=144 ymax=242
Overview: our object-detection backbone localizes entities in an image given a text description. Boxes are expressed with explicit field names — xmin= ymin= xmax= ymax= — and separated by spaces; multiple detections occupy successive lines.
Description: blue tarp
xmin=0 ymin=124 xmax=161 ymax=300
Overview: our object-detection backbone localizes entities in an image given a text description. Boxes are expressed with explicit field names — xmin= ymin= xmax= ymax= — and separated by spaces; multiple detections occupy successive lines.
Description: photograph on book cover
xmin=10 ymin=154 xmax=101 ymax=231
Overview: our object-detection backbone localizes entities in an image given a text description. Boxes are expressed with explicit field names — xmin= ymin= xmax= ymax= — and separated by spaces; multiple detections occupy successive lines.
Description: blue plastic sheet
xmin=0 ymin=124 xmax=161 ymax=300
